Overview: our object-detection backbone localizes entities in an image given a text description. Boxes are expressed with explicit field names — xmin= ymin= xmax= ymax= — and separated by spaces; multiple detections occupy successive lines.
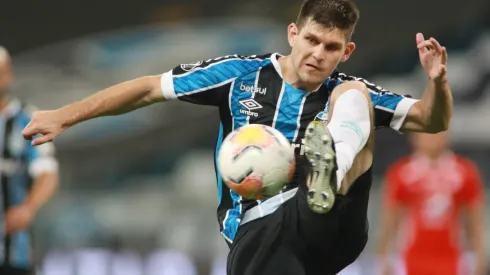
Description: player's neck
xmin=278 ymin=56 xmax=322 ymax=92
xmin=418 ymin=151 xmax=450 ymax=163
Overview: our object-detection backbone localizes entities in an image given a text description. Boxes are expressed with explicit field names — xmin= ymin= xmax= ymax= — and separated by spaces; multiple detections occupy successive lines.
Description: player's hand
xmin=4 ymin=204 xmax=35 ymax=235
xmin=22 ymin=110 xmax=66 ymax=146
xmin=416 ymin=33 xmax=448 ymax=84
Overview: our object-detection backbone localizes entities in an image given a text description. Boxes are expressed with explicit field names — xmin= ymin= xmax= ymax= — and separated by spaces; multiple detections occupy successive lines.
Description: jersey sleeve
xmin=160 ymin=55 xmax=264 ymax=106
xmin=333 ymin=73 xmax=420 ymax=131
xmin=360 ymin=79 xmax=419 ymax=131
xmin=460 ymin=159 xmax=485 ymax=207
xmin=370 ymin=89 xmax=419 ymax=131
xmin=27 ymin=142 xmax=58 ymax=177
xmin=21 ymin=110 xmax=59 ymax=177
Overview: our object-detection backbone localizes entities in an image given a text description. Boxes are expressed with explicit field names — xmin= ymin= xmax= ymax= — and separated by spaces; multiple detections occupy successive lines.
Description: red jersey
xmin=384 ymin=153 xmax=484 ymax=274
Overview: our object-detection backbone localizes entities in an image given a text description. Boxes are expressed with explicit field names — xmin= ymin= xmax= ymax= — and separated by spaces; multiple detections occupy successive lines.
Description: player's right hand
xmin=416 ymin=33 xmax=448 ymax=84
xmin=4 ymin=204 xmax=35 ymax=235
xmin=22 ymin=110 xmax=67 ymax=146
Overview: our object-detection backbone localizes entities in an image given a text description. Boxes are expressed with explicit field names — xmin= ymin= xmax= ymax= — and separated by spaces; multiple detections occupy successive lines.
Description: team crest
xmin=180 ymin=60 xmax=203 ymax=72
xmin=314 ymin=111 xmax=329 ymax=123
xmin=314 ymin=101 xmax=331 ymax=124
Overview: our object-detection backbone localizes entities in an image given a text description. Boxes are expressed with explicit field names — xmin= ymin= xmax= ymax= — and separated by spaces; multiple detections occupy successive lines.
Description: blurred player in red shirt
xmin=377 ymin=131 xmax=486 ymax=275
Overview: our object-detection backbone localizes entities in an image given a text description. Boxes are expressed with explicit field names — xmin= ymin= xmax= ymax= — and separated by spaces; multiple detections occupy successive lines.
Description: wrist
xmin=58 ymin=104 xmax=78 ymax=128
xmin=22 ymin=201 xmax=38 ymax=214
xmin=430 ymin=76 xmax=448 ymax=87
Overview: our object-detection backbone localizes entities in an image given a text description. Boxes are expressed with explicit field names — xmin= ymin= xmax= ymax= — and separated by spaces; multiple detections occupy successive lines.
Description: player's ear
xmin=287 ymin=23 xmax=299 ymax=47
xmin=340 ymin=42 xmax=356 ymax=62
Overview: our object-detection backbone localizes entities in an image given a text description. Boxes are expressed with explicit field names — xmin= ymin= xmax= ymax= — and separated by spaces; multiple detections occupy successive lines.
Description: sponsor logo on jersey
xmin=239 ymin=99 xmax=262 ymax=117
xmin=291 ymin=139 xmax=306 ymax=156
xmin=239 ymin=83 xmax=267 ymax=95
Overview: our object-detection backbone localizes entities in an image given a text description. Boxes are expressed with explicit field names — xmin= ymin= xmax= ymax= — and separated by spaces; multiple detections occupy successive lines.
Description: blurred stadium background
xmin=1 ymin=0 xmax=490 ymax=274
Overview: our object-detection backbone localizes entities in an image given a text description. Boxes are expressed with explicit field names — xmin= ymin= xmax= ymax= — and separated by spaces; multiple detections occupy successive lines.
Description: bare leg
xmin=304 ymin=81 xmax=375 ymax=213
xmin=326 ymin=81 xmax=375 ymax=195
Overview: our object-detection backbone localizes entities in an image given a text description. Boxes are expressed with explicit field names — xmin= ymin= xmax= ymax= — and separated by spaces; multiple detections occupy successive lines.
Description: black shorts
xmin=0 ymin=265 xmax=33 ymax=275
xmin=227 ymin=170 xmax=372 ymax=275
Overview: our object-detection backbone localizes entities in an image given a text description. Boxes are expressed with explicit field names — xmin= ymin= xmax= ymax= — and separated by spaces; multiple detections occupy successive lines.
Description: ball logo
xmin=233 ymin=126 xmax=271 ymax=147
xmin=226 ymin=176 xmax=265 ymax=200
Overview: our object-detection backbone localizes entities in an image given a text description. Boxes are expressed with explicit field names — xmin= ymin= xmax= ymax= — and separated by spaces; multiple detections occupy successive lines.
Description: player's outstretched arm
xmin=22 ymin=75 xmax=164 ymax=145
xmin=401 ymin=33 xmax=453 ymax=133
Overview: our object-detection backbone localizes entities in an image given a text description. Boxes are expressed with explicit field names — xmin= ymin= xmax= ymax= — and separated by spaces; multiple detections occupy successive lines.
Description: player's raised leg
xmin=304 ymin=80 xmax=374 ymax=213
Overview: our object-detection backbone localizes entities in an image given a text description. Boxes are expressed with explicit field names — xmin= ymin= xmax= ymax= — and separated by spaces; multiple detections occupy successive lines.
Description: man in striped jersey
xmin=21 ymin=0 xmax=452 ymax=274
xmin=0 ymin=46 xmax=59 ymax=275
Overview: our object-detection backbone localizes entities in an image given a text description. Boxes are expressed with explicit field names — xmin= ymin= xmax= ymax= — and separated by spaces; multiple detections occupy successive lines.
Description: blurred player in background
xmin=377 ymin=131 xmax=486 ymax=275
xmin=0 ymin=46 xmax=59 ymax=275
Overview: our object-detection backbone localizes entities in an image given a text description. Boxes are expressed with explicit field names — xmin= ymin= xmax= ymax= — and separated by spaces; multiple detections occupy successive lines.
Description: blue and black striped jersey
xmin=0 ymin=99 xmax=59 ymax=268
xmin=160 ymin=53 xmax=419 ymax=243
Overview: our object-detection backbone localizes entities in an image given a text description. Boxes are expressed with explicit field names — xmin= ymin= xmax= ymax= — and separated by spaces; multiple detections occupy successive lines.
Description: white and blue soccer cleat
xmin=303 ymin=121 xmax=337 ymax=214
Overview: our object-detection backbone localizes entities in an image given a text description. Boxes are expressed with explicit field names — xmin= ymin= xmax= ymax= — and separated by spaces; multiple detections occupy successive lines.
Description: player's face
xmin=0 ymin=59 xmax=13 ymax=94
xmin=411 ymin=131 xmax=450 ymax=158
xmin=288 ymin=19 xmax=355 ymax=86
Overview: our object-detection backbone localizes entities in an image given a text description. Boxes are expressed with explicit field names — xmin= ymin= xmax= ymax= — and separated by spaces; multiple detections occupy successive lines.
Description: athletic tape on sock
xmin=327 ymin=89 xmax=371 ymax=190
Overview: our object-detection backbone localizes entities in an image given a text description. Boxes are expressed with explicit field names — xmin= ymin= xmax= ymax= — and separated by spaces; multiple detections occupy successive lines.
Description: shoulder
xmin=454 ymin=155 xmax=481 ymax=175
xmin=22 ymin=104 xmax=38 ymax=116
xmin=328 ymin=70 xmax=389 ymax=93
xmin=3 ymin=98 xmax=34 ymax=120
xmin=172 ymin=53 xmax=275 ymax=76
xmin=20 ymin=102 xmax=38 ymax=120
xmin=9 ymin=100 xmax=41 ymax=127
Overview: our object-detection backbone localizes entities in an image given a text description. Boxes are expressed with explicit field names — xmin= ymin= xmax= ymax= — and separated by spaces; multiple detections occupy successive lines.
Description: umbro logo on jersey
xmin=240 ymin=83 xmax=267 ymax=95
xmin=239 ymin=99 xmax=262 ymax=110
xmin=239 ymin=99 xmax=262 ymax=117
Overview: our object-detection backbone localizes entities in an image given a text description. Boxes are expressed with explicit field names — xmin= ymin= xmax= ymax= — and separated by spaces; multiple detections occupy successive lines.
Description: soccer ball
xmin=218 ymin=124 xmax=295 ymax=200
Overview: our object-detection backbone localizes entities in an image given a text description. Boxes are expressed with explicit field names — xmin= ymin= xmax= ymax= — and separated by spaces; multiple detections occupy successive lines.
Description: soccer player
xmin=0 ymin=46 xmax=59 ymax=275
xmin=377 ymin=131 xmax=486 ymax=275
xmin=21 ymin=0 xmax=452 ymax=274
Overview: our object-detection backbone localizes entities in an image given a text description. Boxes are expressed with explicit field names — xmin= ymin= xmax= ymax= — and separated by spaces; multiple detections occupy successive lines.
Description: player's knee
xmin=330 ymin=81 xmax=371 ymax=105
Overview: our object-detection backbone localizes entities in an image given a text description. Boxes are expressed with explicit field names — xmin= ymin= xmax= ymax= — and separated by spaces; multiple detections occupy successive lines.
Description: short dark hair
xmin=296 ymin=0 xmax=360 ymax=40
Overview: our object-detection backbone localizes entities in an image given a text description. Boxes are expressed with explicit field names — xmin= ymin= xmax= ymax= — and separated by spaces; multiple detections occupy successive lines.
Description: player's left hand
xmin=22 ymin=110 xmax=66 ymax=146
xmin=416 ymin=33 xmax=448 ymax=84
xmin=4 ymin=204 xmax=35 ymax=235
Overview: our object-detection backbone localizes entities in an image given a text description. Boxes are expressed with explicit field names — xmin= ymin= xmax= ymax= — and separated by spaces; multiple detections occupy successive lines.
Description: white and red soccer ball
xmin=218 ymin=124 xmax=295 ymax=200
